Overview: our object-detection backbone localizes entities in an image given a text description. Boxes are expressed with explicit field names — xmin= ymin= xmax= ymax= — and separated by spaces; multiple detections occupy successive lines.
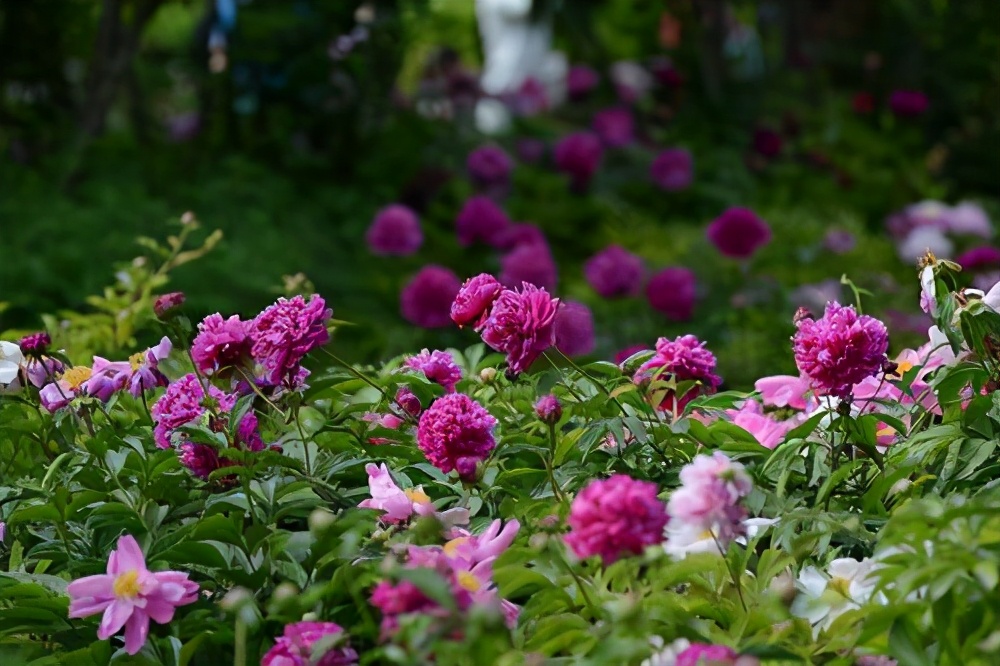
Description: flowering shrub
xmin=1 ymin=227 xmax=999 ymax=666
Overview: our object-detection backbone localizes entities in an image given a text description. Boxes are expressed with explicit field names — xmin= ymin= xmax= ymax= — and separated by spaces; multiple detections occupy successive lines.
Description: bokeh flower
xmin=366 ymin=204 xmax=423 ymax=256
xmin=499 ymin=243 xmax=558 ymax=291
xmin=634 ymin=335 xmax=722 ymax=412
xmin=553 ymin=132 xmax=603 ymax=191
xmin=467 ymin=144 xmax=513 ymax=188
xmin=261 ymin=621 xmax=358 ymax=666
xmin=585 ymin=245 xmax=645 ymax=298
xmin=401 ymin=266 xmax=462 ymax=329
xmin=650 ymin=148 xmax=694 ymax=191
xmin=646 ymin=267 xmax=697 ymax=320
xmin=455 ymin=196 xmax=511 ymax=247
xmin=592 ymin=107 xmax=634 ymax=147
xmin=553 ymin=301 xmax=596 ymax=357
xmin=566 ymin=64 xmax=599 ymax=100
xmin=707 ymin=207 xmax=772 ymax=259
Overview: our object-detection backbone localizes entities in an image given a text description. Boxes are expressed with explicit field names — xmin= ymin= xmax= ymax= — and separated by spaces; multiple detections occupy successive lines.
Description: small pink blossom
xmin=592 ymin=107 xmax=634 ymax=147
xmin=127 ymin=336 xmax=172 ymax=397
xmin=404 ymin=349 xmax=462 ymax=392
xmin=535 ymin=394 xmax=562 ymax=424
xmin=553 ymin=132 xmax=603 ymax=191
xmin=261 ymin=621 xmax=358 ymax=666
xmin=455 ymin=196 xmax=511 ymax=247
xmin=359 ymin=463 xmax=433 ymax=524
xmin=634 ymin=335 xmax=721 ymax=412
xmin=451 ymin=273 xmax=503 ymax=329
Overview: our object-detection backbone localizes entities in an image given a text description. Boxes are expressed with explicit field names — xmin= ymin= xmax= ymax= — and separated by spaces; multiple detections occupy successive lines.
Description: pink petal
xmin=98 ymin=599 xmax=135 ymax=639
xmin=67 ymin=574 xmax=114 ymax=601
xmin=142 ymin=596 xmax=178 ymax=624
xmin=68 ymin=597 xmax=113 ymax=619
xmin=113 ymin=535 xmax=147 ymax=573
xmin=123 ymin=611 xmax=151 ymax=655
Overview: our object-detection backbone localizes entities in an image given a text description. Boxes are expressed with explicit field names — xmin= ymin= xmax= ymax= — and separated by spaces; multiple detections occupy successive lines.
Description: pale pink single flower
xmin=754 ymin=375 xmax=811 ymax=410
xmin=359 ymin=463 xmax=432 ymax=524
xmin=67 ymin=535 xmax=199 ymax=655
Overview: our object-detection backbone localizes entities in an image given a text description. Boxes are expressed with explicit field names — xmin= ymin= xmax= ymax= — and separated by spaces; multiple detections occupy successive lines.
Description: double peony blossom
xmin=67 ymin=535 xmax=199 ymax=655
xmin=261 ymin=621 xmax=358 ymax=666
xmin=478 ymin=281 xmax=561 ymax=376
xmin=416 ymin=393 xmax=497 ymax=480
xmin=634 ymin=335 xmax=722 ymax=413
xmin=665 ymin=452 xmax=753 ymax=551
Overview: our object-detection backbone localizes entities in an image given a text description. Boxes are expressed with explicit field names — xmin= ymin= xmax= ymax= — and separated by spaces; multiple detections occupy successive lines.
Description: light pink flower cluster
xmin=479 ymin=282 xmax=560 ymax=376
xmin=67 ymin=535 xmax=198 ymax=655
xmin=358 ymin=463 xmax=469 ymax=527
xmin=564 ymin=474 xmax=669 ymax=565
xmin=249 ymin=295 xmax=332 ymax=387
xmin=404 ymin=349 xmax=463 ymax=392
xmin=666 ymin=452 xmax=753 ymax=549
xmin=634 ymin=335 xmax=722 ymax=412
xmin=261 ymin=621 xmax=358 ymax=666
xmin=416 ymin=393 xmax=497 ymax=480
xmin=792 ymin=302 xmax=889 ymax=399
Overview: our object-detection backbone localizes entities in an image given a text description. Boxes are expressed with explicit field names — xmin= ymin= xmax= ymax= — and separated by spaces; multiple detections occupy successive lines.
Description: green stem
xmin=710 ymin=530 xmax=747 ymax=612
xmin=551 ymin=348 xmax=628 ymax=416
xmin=546 ymin=423 xmax=565 ymax=502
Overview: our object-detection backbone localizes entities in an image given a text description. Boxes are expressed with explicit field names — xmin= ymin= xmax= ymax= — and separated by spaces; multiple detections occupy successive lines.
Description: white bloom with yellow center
xmin=791 ymin=557 xmax=879 ymax=635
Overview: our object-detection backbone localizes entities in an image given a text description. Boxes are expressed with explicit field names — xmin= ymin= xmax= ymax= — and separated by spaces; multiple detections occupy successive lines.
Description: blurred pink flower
xmin=261 ymin=621 xmax=358 ymax=666
xmin=889 ymin=89 xmax=928 ymax=117
xmin=634 ymin=335 xmax=721 ymax=413
xmin=650 ymin=148 xmax=694 ymax=191
xmin=553 ymin=301 xmax=596 ymax=357
xmin=585 ymin=245 xmax=645 ymax=298
xmin=566 ymin=65 xmax=600 ymax=100
xmin=554 ymin=132 xmax=603 ymax=191
xmin=646 ymin=267 xmax=697 ymax=320
xmin=366 ymin=204 xmax=423 ymax=256
xmin=455 ymin=196 xmax=511 ymax=247
xmin=467 ymin=144 xmax=513 ymax=188
xmin=191 ymin=313 xmax=251 ymax=376
xmin=401 ymin=266 xmax=462 ymax=329
xmin=499 ymin=243 xmax=558 ymax=291
xmin=592 ymin=107 xmax=634 ymax=147
xmin=707 ymin=207 xmax=772 ymax=259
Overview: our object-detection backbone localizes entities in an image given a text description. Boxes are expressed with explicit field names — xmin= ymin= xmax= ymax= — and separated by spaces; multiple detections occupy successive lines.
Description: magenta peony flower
xmin=191 ymin=313 xmax=251 ymax=376
xmin=515 ymin=138 xmax=547 ymax=164
xmin=567 ymin=64 xmax=600 ymax=100
xmin=25 ymin=356 xmax=64 ymax=388
xmin=494 ymin=223 xmax=547 ymax=251
xmin=592 ymin=107 xmax=634 ymax=148
xmin=553 ymin=132 xmax=603 ymax=191
xmin=534 ymin=394 xmax=562 ymax=424
xmin=676 ymin=643 xmax=739 ymax=666
xmin=416 ymin=393 xmax=497 ymax=480
xmin=366 ymin=204 xmax=423 ymax=257
xmin=564 ymin=474 xmax=668 ymax=564
xmin=499 ymin=243 xmax=558 ymax=291
xmin=394 ymin=386 xmax=422 ymax=416
xmin=151 ymin=374 xmax=226 ymax=449
xmin=455 ymin=196 xmax=511 ymax=247
xmin=634 ymin=335 xmax=722 ymax=412
xmin=451 ymin=273 xmax=503 ymax=328
xmin=480 ymin=283 xmax=560 ymax=376
xmin=956 ymin=246 xmax=1000 ymax=272
xmin=82 ymin=358 xmax=132 ymax=401
xmin=250 ymin=295 xmax=331 ymax=387
xmin=370 ymin=578 xmax=457 ymax=639
xmin=584 ymin=245 xmax=645 ymax=298
xmin=177 ymin=443 xmax=221 ymax=479
xmin=467 ymin=145 xmax=513 ymax=188
xmin=401 ymin=266 xmax=463 ymax=329
xmin=261 ymin=621 xmax=358 ymax=666
xmin=553 ymin=301 xmax=596 ymax=357
xmin=707 ymin=207 xmax=772 ymax=259
xmin=67 ymin=535 xmax=198 ymax=655
xmin=19 ymin=332 xmax=50 ymax=356
xmin=127 ymin=336 xmax=172 ymax=397
xmin=752 ymin=128 xmax=783 ymax=158
xmin=793 ymin=302 xmax=889 ymax=399
xmin=650 ymin=148 xmax=694 ymax=191
xmin=889 ymin=89 xmax=928 ymax=118
xmin=153 ymin=291 xmax=185 ymax=318
xmin=646 ymin=267 xmax=697 ymax=320
xmin=404 ymin=349 xmax=463 ymax=392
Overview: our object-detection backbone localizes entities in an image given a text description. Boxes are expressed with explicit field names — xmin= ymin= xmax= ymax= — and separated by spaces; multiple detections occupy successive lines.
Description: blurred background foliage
xmin=1 ymin=0 xmax=998 ymax=388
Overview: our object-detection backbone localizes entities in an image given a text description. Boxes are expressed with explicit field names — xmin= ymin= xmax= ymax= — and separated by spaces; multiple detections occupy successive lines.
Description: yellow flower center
xmin=890 ymin=360 xmax=914 ymax=379
xmin=457 ymin=571 xmax=481 ymax=593
xmin=828 ymin=576 xmax=851 ymax=598
xmin=404 ymin=488 xmax=431 ymax=504
xmin=876 ymin=425 xmax=896 ymax=439
xmin=113 ymin=570 xmax=142 ymax=598
xmin=443 ymin=537 xmax=469 ymax=558
xmin=63 ymin=366 xmax=92 ymax=390
xmin=129 ymin=352 xmax=145 ymax=371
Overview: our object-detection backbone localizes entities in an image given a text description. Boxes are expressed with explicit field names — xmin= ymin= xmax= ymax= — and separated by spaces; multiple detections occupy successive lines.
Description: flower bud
xmin=18 ymin=332 xmax=51 ymax=357
xmin=154 ymin=291 xmax=186 ymax=318
xmin=535 ymin=394 xmax=562 ymax=424
xmin=308 ymin=508 xmax=336 ymax=532
xmin=479 ymin=367 xmax=497 ymax=383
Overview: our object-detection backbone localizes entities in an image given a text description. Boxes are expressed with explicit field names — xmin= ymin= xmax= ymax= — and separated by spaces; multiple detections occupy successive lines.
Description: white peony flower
xmin=0 ymin=341 xmax=24 ymax=392
xmin=791 ymin=557 xmax=879 ymax=635
xmin=641 ymin=637 xmax=689 ymax=666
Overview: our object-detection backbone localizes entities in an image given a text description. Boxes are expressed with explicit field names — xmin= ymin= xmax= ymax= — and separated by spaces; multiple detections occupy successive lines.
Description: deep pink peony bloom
xmin=480 ymin=283 xmax=560 ymax=376
xmin=646 ymin=267 xmax=697 ymax=320
xmin=153 ymin=292 xmax=185 ymax=318
xmin=752 ymin=128 xmax=783 ymax=158
xmin=592 ymin=107 xmax=634 ymax=148
xmin=67 ymin=535 xmax=198 ymax=655
xmin=366 ymin=204 xmax=423 ymax=257
xmin=249 ymin=295 xmax=331 ymax=387
xmin=191 ymin=314 xmax=251 ymax=376
xmin=455 ymin=196 xmax=511 ymax=247
xmin=564 ymin=474 xmax=668 ymax=565
xmin=634 ymin=335 xmax=721 ymax=412
xmin=585 ymin=245 xmax=645 ymax=298
xmin=567 ymin=64 xmax=600 ymax=100
xmin=676 ymin=643 xmax=739 ymax=666
xmin=499 ymin=243 xmax=558 ymax=291
xmin=82 ymin=358 xmax=132 ymax=401
xmin=889 ymin=89 xmax=928 ymax=118
xmin=416 ymin=393 xmax=497 ymax=480
xmin=553 ymin=132 xmax=603 ymax=191
xmin=650 ymin=148 xmax=694 ymax=191
xmin=405 ymin=349 xmax=463 ymax=392
xmin=395 ymin=385 xmax=422 ymax=415
xmin=494 ymin=223 xmax=547 ymax=251
xmin=467 ymin=145 xmax=513 ymax=188
xmin=793 ymin=302 xmax=889 ymax=399
xmin=956 ymin=246 xmax=1000 ymax=272
xmin=127 ymin=336 xmax=172 ymax=397
xmin=553 ymin=301 xmax=596 ymax=357
xmin=534 ymin=394 xmax=562 ymax=424
xmin=401 ymin=266 xmax=463 ymax=329
xmin=261 ymin=621 xmax=358 ymax=666
xmin=451 ymin=273 xmax=503 ymax=329
xmin=707 ymin=207 xmax=772 ymax=259
xmin=19 ymin=332 xmax=50 ymax=356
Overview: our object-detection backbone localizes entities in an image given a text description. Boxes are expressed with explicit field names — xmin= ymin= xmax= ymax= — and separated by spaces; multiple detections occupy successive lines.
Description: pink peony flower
xmin=755 ymin=374 xmax=811 ymax=410
xmin=359 ymin=463 xmax=432 ymax=524
xmin=67 ymin=535 xmax=198 ymax=655
xmin=592 ymin=107 xmax=634 ymax=147
xmin=668 ymin=452 xmax=752 ymax=544
xmin=535 ymin=394 xmax=562 ymax=424
xmin=467 ymin=145 xmax=513 ymax=188
xmin=127 ymin=336 xmax=172 ymax=397
xmin=153 ymin=292 xmax=186 ymax=318
xmin=634 ymin=335 xmax=721 ymax=412
xmin=404 ymin=349 xmax=463 ymax=392
xmin=19 ymin=332 xmax=50 ymax=356
xmin=191 ymin=314 xmax=251 ymax=376
xmin=39 ymin=366 xmax=92 ymax=412
xmin=401 ymin=266 xmax=462 ymax=329
xmin=677 ymin=643 xmax=739 ymax=666
xmin=455 ymin=196 xmax=511 ymax=247
xmin=553 ymin=301 xmax=596 ymax=357
xmin=82 ymin=357 xmax=132 ymax=402
xmin=480 ymin=283 xmax=560 ymax=376
xmin=499 ymin=243 xmax=558 ymax=291
xmin=565 ymin=474 xmax=669 ymax=564
xmin=451 ymin=273 xmax=503 ymax=328
xmin=362 ymin=412 xmax=407 ymax=445
xmin=416 ymin=393 xmax=497 ymax=480
xmin=956 ymin=246 xmax=1000 ymax=272
xmin=793 ymin=302 xmax=889 ymax=399
xmin=366 ymin=204 xmax=423 ymax=257
xmin=650 ymin=148 xmax=694 ymax=191
xmin=494 ymin=223 xmax=547 ymax=251
xmin=646 ymin=267 xmax=697 ymax=320
xmin=707 ymin=207 xmax=772 ymax=259
xmin=249 ymin=295 xmax=331 ymax=387
xmin=553 ymin=132 xmax=603 ymax=191
xmin=727 ymin=400 xmax=793 ymax=449
xmin=567 ymin=65 xmax=600 ymax=100
xmin=889 ymin=89 xmax=928 ymax=118
xmin=261 ymin=621 xmax=358 ymax=666
xmin=585 ymin=245 xmax=645 ymax=298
